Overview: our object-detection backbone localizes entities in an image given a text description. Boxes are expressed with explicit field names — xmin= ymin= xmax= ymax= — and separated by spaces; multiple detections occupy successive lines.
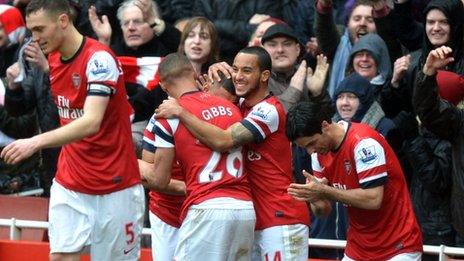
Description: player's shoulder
xmin=247 ymin=97 xmax=280 ymax=122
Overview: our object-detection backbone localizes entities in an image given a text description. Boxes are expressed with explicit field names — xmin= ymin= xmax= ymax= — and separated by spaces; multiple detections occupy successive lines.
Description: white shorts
xmin=343 ymin=251 xmax=422 ymax=261
xmin=149 ymin=211 xmax=179 ymax=261
xmin=252 ymin=224 xmax=309 ymax=261
xmin=48 ymin=181 xmax=145 ymax=261
xmin=174 ymin=198 xmax=256 ymax=261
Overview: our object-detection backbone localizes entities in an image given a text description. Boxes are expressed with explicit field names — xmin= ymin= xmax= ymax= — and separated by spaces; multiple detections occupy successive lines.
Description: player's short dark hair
xmin=238 ymin=46 xmax=272 ymax=72
xmin=158 ymin=53 xmax=194 ymax=83
xmin=286 ymin=101 xmax=335 ymax=141
xmin=216 ymin=71 xmax=235 ymax=95
xmin=26 ymin=0 xmax=72 ymax=19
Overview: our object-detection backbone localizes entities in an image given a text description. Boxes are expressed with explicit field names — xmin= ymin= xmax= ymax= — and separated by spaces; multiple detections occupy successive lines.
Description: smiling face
xmin=262 ymin=36 xmax=300 ymax=72
xmin=183 ymin=24 xmax=212 ymax=64
xmin=26 ymin=9 xmax=63 ymax=54
xmin=347 ymin=5 xmax=376 ymax=44
xmin=121 ymin=5 xmax=153 ymax=49
xmin=232 ymin=52 xmax=263 ymax=98
xmin=352 ymin=50 xmax=377 ymax=80
xmin=425 ymin=9 xmax=450 ymax=47
xmin=336 ymin=92 xmax=360 ymax=121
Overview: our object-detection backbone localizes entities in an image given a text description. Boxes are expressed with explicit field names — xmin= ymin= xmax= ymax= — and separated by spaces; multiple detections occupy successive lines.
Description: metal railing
xmin=1 ymin=218 xmax=464 ymax=261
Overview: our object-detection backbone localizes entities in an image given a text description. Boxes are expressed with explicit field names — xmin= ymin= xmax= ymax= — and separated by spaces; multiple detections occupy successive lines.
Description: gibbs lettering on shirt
xmin=201 ymin=106 xmax=233 ymax=120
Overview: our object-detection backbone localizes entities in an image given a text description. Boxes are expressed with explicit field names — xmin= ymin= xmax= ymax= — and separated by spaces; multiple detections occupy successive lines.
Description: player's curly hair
xmin=285 ymin=101 xmax=335 ymax=141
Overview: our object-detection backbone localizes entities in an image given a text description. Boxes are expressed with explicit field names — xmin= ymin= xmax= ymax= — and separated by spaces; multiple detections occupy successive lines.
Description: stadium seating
xmin=0 ymin=196 xmax=49 ymax=241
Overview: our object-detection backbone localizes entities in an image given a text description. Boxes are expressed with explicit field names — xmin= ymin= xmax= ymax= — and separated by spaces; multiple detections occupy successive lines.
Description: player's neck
xmin=243 ymin=84 xmax=269 ymax=108
xmin=59 ymin=27 xmax=84 ymax=60
xmin=332 ymin=122 xmax=347 ymax=151
xmin=172 ymin=79 xmax=198 ymax=98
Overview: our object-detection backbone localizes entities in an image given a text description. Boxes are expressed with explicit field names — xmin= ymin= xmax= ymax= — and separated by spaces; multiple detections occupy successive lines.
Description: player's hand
xmin=155 ymin=97 xmax=183 ymax=118
xmin=1 ymin=137 xmax=39 ymax=165
xmin=423 ymin=46 xmax=454 ymax=76
xmin=196 ymin=74 xmax=213 ymax=92
xmin=289 ymin=60 xmax=307 ymax=91
xmin=5 ymin=62 xmax=21 ymax=90
xmin=391 ymin=54 xmax=410 ymax=88
xmin=306 ymin=54 xmax=329 ymax=96
xmin=287 ymin=170 xmax=326 ymax=202
xmin=24 ymin=40 xmax=49 ymax=73
xmin=88 ymin=5 xmax=112 ymax=46
xmin=208 ymin=62 xmax=233 ymax=83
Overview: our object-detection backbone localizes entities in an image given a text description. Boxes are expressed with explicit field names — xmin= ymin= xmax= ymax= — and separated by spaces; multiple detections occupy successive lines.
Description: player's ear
xmin=58 ymin=13 xmax=70 ymax=28
xmin=260 ymin=70 xmax=271 ymax=82
xmin=321 ymin=120 xmax=330 ymax=133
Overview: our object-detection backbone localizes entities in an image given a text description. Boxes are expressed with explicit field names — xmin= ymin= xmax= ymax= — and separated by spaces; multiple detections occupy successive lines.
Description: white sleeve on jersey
xmin=241 ymin=101 xmax=279 ymax=142
xmin=86 ymin=51 xmax=119 ymax=96
xmin=153 ymin=118 xmax=180 ymax=148
xmin=310 ymin=153 xmax=327 ymax=181
xmin=354 ymin=138 xmax=388 ymax=188
xmin=142 ymin=115 xmax=157 ymax=152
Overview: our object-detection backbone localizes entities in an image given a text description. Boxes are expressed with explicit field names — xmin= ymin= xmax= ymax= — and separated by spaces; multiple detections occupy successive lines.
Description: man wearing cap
xmin=261 ymin=23 xmax=310 ymax=112
xmin=210 ymin=23 xmax=323 ymax=112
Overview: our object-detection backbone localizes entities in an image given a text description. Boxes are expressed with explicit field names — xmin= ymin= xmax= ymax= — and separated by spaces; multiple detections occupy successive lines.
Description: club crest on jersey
xmin=71 ymin=73 xmax=81 ymax=88
xmin=90 ymin=59 xmax=109 ymax=75
xmin=251 ymin=106 xmax=271 ymax=120
xmin=344 ymin=160 xmax=352 ymax=175
xmin=247 ymin=150 xmax=261 ymax=161
xmin=358 ymin=145 xmax=377 ymax=163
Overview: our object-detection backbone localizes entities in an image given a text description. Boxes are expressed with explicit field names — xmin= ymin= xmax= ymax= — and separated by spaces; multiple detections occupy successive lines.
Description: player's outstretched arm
xmin=1 ymin=95 xmax=109 ymax=164
xmin=178 ymin=108 xmax=254 ymax=152
xmin=322 ymin=185 xmax=384 ymax=210
xmin=156 ymin=98 xmax=255 ymax=151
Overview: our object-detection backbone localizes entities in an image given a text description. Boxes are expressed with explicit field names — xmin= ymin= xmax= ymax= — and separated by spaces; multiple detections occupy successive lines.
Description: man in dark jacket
xmin=413 ymin=45 xmax=464 ymax=242
xmin=4 ymin=39 xmax=60 ymax=196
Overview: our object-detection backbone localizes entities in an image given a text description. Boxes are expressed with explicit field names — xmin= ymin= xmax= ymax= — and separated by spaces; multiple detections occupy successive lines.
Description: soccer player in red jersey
xmin=156 ymin=46 xmax=310 ymax=260
xmin=139 ymin=117 xmax=185 ymax=261
xmin=138 ymin=70 xmax=239 ymax=261
xmin=143 ymin=53 xmax=255 ymax=260
xmin=1 ymin=0 xmax=144 ymax=260
xmin=286 ymin=100 xmax=423 ymax=261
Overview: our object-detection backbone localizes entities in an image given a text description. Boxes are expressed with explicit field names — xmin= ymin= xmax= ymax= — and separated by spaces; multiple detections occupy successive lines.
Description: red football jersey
xmin=240 ymin=96 xmax=310 ymax=230
xmin=312 ymin=122 xmax=422 ymax=260
xmin=143 ymin=115 xmax=185 ymax=228
xmin=153 ymin=91 xmax=252 ymax=221
xmin=49 ymin=37 xmax=140 ymax=194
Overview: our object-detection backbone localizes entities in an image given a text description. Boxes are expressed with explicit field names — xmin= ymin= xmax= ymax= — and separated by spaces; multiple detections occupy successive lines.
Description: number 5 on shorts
xmin=125 ymin=222 xmax=134 ymax=244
